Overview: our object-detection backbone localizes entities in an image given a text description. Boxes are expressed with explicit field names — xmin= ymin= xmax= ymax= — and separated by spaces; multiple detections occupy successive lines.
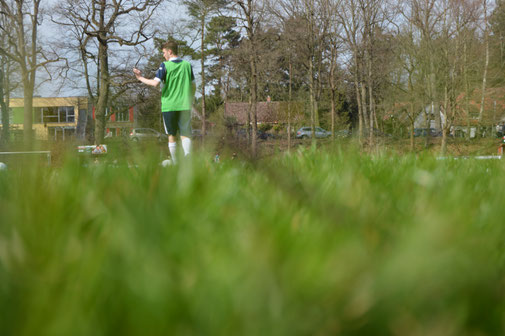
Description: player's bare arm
xmin=133 ymin=68 xmax=160 ymax=87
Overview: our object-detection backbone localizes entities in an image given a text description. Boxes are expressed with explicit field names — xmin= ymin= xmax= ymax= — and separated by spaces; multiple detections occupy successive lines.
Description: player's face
xmin=162 ymin=48 xmax=170 ymax=60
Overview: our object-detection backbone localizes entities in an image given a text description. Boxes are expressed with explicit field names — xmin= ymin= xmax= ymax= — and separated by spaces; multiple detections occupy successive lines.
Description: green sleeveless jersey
xmin=161 ymin=60 xmax=194 ymax=112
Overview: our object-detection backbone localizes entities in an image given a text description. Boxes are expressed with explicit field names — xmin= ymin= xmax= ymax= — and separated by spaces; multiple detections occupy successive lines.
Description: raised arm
xmin=133 ymin=68 xmax=160 ymax=87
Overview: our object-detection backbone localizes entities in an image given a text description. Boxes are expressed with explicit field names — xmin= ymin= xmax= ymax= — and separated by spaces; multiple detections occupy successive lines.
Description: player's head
xmin=162 ymin=40 xmax=178 ymax=59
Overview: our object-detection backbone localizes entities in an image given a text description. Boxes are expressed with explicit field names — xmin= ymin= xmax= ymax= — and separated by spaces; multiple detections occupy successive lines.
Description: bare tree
xmin=270 ymin=0 xmax=330 ymax=143
xmin=0 ymin=0 xmax=61 ymax=146
xmin=268 ymin=3 xmax=302 ymax=150
xmin=230 ymin=0 xmax=266 ymax=156
xmin=478 ymin=0 xmax=490 ymax=131
xmin=206 ymin=15 xmax=240 ymax=103
xmin=441 ymin=0 xmax=479 ymax=153
xmin=321 ymin=0 xmax=344 ymax=140
xmin=0 ymin=66 xmax=7 ymax=144
xmin=52 ymin=0 xmax=161 ymax=143
xmin=0 ymin=19 xmax=17 ymax=144
xmin=183 ymin=0 xmax=227 ymax=145
xmin=407 ymin=0 xmax=446 ymax=148
xmin=337 ymin=0 xmax=367 ymax=141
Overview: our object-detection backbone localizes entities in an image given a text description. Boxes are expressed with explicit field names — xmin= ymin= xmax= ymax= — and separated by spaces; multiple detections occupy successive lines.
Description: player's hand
xmin=133 ymin=68 xmax=141 ymax=77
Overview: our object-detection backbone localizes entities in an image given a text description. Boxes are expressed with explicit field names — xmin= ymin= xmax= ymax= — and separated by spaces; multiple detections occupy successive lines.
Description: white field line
xmin=437 ymin=155 xmax=502 ymax=160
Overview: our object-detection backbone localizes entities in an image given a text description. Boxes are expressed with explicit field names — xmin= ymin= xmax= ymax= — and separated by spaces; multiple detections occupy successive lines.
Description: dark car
xmin=413 ymin=128 xmax=442 ymax=137
xmin=257 ymin=130 xmax=276 ymax=140
xmin=235 ymin=129 xmax=274 ymax=140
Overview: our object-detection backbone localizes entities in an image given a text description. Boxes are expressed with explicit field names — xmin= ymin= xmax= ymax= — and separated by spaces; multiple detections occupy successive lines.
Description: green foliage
xmin=258 ymin=123 xmax=272 ymax=132
xmin=272 ymin=124 xmax=283 ymax=134
xmin=152 ymin=36 xmax=195 ymax=61
xmin=1 ymin=150 xmax=505 ymax=335
xmin=205 ymin=15 xmax=240 ymax=98
xmin=205 ymin=93 xmax=224 ymax=116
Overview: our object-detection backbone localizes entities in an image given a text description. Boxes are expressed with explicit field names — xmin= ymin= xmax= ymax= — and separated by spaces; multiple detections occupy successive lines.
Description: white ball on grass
xmin=0 ymin=162 xmax=6 ymax=170
xmin=161 ymin=159 xmax=173 ymax=167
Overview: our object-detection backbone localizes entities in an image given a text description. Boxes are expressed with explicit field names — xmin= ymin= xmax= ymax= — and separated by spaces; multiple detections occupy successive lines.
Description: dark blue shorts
xmin=162 ymin=110 xmax=192 ymax=137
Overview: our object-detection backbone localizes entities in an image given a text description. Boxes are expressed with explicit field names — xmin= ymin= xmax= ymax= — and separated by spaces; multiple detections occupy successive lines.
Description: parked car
xmin=258 ymin=130 xmax=276 ymax=140
xmin=129 ymin=128 xmax=168 ymax=142
xmin=296 ymin=127 xmax=331 ymax=139
xmin=234 ymin=129 xmax=274 ymax=140
xmin=413 ymin=128 xmax=442 ymax=137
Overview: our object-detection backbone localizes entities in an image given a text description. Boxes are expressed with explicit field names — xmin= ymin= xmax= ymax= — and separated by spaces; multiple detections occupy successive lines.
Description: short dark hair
xmin=162 ymin=40 xmax=178 ymax=55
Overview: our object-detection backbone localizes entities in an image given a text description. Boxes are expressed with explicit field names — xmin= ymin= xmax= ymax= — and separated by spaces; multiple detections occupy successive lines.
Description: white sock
xmin=181 ymin=138 xmax=191 ymax=156
xmin=168 ymin=142 xmax=177 ymax=163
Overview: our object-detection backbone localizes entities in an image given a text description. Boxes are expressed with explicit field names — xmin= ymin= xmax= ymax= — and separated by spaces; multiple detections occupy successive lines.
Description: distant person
xmin=133 ymin=41 xmax=195 ymax=162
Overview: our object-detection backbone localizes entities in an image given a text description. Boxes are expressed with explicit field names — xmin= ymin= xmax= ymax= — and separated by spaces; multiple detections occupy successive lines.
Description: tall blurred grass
xmin=1 ymin=147 xmax=505 ymax=335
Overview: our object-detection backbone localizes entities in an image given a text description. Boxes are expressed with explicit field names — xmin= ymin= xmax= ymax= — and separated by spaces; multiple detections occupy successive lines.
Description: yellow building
xmin=7 ymin=96 xmax=89 ymax=141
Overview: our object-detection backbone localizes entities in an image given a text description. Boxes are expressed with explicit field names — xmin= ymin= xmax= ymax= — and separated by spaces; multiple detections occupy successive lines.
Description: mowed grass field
xmin=1 ymin=147 xmax=505 ymax=335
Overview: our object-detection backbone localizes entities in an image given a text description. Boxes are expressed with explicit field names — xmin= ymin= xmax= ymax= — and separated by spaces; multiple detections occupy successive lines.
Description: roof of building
xmin=8 ymin=96 xmax=89 ymax=109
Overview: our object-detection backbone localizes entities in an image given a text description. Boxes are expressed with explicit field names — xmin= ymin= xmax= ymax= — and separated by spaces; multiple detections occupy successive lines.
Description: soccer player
xmin=133 ymin=40 xmax=195 ymax=162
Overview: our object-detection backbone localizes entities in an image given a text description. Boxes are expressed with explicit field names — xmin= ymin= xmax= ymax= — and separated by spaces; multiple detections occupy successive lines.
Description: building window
xmin=58 ymin=106 xmax=75 ymax=123
xmin=42 ymin=106 xmax=75 ymax=123
xmin=116 ymin=109 xmax=129 ymax=122
xmin=43 ymin=107 xmax=58 ymax=123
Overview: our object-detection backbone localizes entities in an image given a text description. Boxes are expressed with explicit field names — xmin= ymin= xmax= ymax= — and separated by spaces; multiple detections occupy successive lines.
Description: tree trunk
xmin=94 ymin=39 xmax=109 ymax=144
xmin=241 ymin=0 xmax=257 ymax=156
xmin=93 ymin=0 xmax=110 ymax=144
xmin=201 ymin=15 xmax=207 ymax=145
xmin=315 ymin=49 xmax=323 ymax=127
xmin=330 ymin=44 xmax=336 ymax=141
xmin=440 ymin=84 xmax=449 ymax=156
xmin=331 ymin=89 xmax=336 ymax=141
xmin=464 ymin=41 xmax=471 ymax=140
xmin=22 ymin=75 xmax=34 ymax=146
xmin=425 ymin=61 xmax=436 ymax=148
xmin=250 ymin=52 xmax=258 ymax=156
xmin=410 ymin=120 xmax=415 ymax=152
xmin=368 ymin=56 xmax=374 ymax=147
xmin=309 ymin=54 xmax=316 ymax=141
xmin=409 ymin=103 xmax=415 ymax=152
xmin=361 ymin=83 xmax=368 ymax=138
xmin=306 ymin=0 xmax=316 ymax=141
xmin=425 ymin=101 xmax=433 ymax=148
xmin=246 ymin=94 xmax=251 ymax=143
xmin=441 ymin=127 xmax=448 ymax=155
xmin=0 ymin=68 xmax=9 ymax=144
xmin=353 ymin=56 xmax=363 ymax=142
xmin=288 ymin=61 xmax=292 ymax=152
xmin=478 ymin=8 xmax=489 ymax=136
xmin=15 ymin=0 xmax=35 ymax=147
